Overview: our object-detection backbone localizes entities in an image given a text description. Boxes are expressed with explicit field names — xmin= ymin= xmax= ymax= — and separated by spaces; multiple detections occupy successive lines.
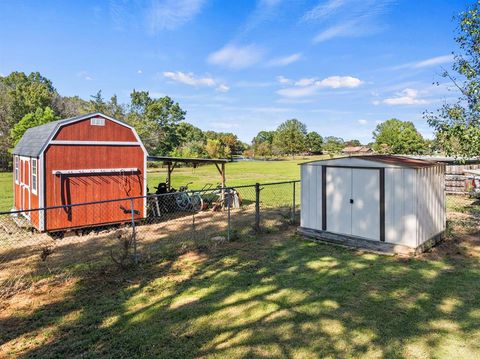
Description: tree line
xmin=0 ymin=69 xmax=461 ymax=171
xmin=247 ymin=117 xmax=434 ymax=158
xmin=0 ymin=72 xmax=246 ymax=169
xmin=2 ymin=0 xmax=480 ymax=169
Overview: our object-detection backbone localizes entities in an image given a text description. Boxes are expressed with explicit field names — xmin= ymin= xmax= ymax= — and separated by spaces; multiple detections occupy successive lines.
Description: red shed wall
xmin=43 ymin=116 xmax=145 ymax=231
xmin=44 ymin=145 xmax=145 ymax=231
xmin=53 ymin=118 xmax=137 ymax=142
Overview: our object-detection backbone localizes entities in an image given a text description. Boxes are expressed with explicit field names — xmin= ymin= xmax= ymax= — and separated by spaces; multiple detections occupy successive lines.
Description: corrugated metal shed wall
xmin=300 ymin=158 xmax=445 ymax=249
xmin=384 ymin=167 xmax=417 ymax=246
xmin=415 ymin=166 xmax=446 ymax=246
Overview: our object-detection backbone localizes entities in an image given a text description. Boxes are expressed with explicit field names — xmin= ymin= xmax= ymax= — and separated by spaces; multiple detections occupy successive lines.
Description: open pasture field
xmin=0 ymin=157 xmax=321 ymax=212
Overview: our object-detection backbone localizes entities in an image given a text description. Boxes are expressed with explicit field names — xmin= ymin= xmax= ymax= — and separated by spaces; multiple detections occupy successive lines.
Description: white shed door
xmin=326 ymin=167 xmax=380 ymax=240
xmin=351 ymin=169 xmax=380 ymax=240
xmin=326 ymin=167 xmax=352 ymax=236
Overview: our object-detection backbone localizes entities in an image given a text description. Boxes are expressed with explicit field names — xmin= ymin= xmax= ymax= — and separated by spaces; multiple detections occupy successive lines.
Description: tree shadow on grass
xmin=1 ymin=221 xmax=480 ymax=358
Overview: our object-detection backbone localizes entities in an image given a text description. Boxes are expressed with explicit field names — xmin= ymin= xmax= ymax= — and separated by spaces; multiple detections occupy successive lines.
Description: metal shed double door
xmin=324 ymin=167 xmax=381 ymax=241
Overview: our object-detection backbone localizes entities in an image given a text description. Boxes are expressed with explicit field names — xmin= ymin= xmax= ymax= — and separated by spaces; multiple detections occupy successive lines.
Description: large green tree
xmin=372 ymin=118 xmax=426 ymax=154
xmin=0 ymin=72 xmax=57 ymax=168
xmin=0 ymin=72 xmax=56 ymax=125
xmin=11 ymin=107 xmax=58 ymax=145
xmin=127 ymin=90 xmax=186 ymax=155
xmin=425 ymin=1 xmax=480 ymax=157
xmin=252 ymin=130 xmax=275 ymax=158
xmin=323 ymin=136 xmax=345 ymax=154
xmin=305 ymin=131 xmax=323 ymax=154
xmin=273 ymin=119 xmax=307 ymax=156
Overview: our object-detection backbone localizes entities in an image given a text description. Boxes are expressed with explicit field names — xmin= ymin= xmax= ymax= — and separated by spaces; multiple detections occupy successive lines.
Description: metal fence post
xmin=129 ymin=198 xmax=138 ymax=264
xmin=291 ymin=181 xmax=296 ymax=224
xmin=192 ymin=213 xmax=196 ymax=240
xmin=227 ymin=190 xmax=231 ymax=241
xmin=255 ymin=183 xmax=260 ymax=232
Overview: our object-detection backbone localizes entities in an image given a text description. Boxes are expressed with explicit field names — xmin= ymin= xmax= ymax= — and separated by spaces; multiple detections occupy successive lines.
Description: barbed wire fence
xmin=0 ymin=179 xmax=478 ymax=300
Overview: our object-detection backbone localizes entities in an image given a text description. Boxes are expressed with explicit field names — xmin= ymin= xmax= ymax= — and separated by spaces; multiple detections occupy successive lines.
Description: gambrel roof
xmin=12 ymin=112 xmax=134 ymax=157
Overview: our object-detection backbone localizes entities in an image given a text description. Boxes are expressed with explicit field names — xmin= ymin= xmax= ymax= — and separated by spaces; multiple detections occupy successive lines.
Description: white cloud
xmin=393 ymin=54 xmax=454 ymax=70
xmin=303 ymin=0 xmax=346 ymax=21
xmin=304 ymin=0 xmax=395 ymax=43
xmin=77 ymin=71 xmax=93 ymax=81
xmin=378 ymin=88 xmax=428 ymax=105
xmin=277 ymin=75 xmax=363 ymax=98
xmin=241 ymin=0 xmax=284 ymax=34
xmin=146 ymin=0 xmax=205 ymax=33
xmin=317 ymin=76 xmax=362 ymax=88
xmin=163 ymin=71 xmax=215 ymax=86
xmin=358 ymin=119 xmax=368 ymax=125
xmin=163 ymin=71 xmax=229 ymax=92
xmin=276 ymin=75 xmax=291 ymax=84
xmin=137 ymin=70 xmax=143 ymax=74
xmin=313 ymin=21 xmax=358 ymax=43
xmin=414 ymin=54 xmax=454 ymax=68
xmin=207 ymin=44 xmax=265 ymax=69
xmin=267 ymin=53 xmax=302 ymax=66
xmin=295 ymin=78 xmax=316 ymax=86
xmin=216 ymin=84 xmax=230 ymax=93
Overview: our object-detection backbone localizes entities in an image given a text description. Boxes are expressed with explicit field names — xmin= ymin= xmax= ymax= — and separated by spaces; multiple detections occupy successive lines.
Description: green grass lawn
xmin=146 ymin=157 xmax=314 ymax=191
xmin=2 ymin=221 xmax=479 ymax=358
xmin=0 ymin=172 xmax=12 ymax=212
xmin=1 ymin=157 xmax=479 ymax=357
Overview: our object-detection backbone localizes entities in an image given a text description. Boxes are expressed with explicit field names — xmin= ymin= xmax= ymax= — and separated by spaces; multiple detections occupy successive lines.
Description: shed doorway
xmin=324 ymin=167 xmax=381 ymax=241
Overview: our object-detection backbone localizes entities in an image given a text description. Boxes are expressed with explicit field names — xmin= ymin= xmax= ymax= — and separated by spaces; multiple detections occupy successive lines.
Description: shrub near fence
xmin=0 ymin=181 xmax=300 ymax=298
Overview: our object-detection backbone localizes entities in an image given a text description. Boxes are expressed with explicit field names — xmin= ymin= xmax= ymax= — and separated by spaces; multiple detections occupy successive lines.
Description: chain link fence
xmin=445 ymin=192 xmax=480 ymax=230
xmin=0 ymin=180 xmax=478 ymax=300
xmin=0 ymin=180 xmax=300 ymax=299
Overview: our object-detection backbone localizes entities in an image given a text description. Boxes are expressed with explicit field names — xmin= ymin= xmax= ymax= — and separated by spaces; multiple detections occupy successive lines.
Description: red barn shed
xmin=12 ymin=112 xmax=147 ymax=232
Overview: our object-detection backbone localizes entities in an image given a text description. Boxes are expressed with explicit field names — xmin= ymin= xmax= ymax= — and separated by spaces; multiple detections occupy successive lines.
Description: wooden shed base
xmin=297 ymin=227 xmax=444 ymax=256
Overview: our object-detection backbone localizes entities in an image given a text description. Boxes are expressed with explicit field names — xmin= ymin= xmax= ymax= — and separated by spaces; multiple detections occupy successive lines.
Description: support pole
xmin=130 ymin=198 xmax=138 ymax=264
xmin=221 ymin=163 xmax=226 ymax=188
xmin=291 ymin=181 xmax=296 ymax=224
xmin=167 ymin=162 xmax=171 ymax=191
xmin=255 ymin=182 xmax=260 ymax=232
xmin=227 ymin=192 xmax=231 ymax=241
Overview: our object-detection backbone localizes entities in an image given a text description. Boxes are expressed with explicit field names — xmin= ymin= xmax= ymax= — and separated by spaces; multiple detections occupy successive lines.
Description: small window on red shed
xmin=90 ymin=117 xmax=105 ymax=126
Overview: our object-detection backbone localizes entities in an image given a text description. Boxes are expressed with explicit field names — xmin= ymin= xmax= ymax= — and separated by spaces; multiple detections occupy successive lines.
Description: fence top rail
xmin=0 ymin=180 xmax=301 ymax=216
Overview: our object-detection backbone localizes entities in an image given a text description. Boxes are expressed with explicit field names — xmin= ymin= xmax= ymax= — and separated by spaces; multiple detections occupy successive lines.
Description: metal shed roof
xmin=300 ymin=155 xmax=442 ymax=168
xmin=12 ymin=112 xmax=128 ymax=157
xmin=147 ymin=156 xmax=230 ymax=164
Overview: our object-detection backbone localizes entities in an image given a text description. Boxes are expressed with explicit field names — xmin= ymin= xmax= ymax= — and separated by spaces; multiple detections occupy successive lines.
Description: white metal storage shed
xmin=299 ymin=155 xmax=446 ymax=254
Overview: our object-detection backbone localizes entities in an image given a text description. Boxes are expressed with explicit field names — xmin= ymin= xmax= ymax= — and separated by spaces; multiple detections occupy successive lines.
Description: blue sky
xmin=0 ymin=0 xmax=467 ymax=143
